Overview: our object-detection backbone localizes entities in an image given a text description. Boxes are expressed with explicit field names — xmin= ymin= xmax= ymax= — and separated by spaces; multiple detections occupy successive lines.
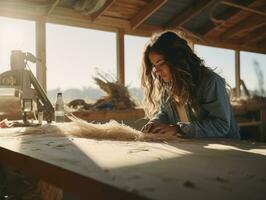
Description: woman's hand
xmin=141 ymin=122 xmax=156 ymax=133
xmin=141 ymin=122 xmax=180 ymax=136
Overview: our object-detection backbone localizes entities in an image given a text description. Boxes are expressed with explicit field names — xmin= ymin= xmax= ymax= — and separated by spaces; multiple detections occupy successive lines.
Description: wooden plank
xmin=116 ymin=29 xmax=125 ymax=85
xmin=0 ymin=4 xmax=158 ymax=37
xmin=203 ymin=0 xmax=265 ymax=37
xmin=0 ymin=144 xmax=145 ymax=200
xmin=179 ymin=26 xmax=206 ymax=43
xmin=0 ymin=0 xmax=265 ymax=53
xmin=239 ymin=25 xmax=266 ymax=45
xmin=36 ymin=20 xmax=47 ymax=92
xmin=165 ymin=0 xmax=217 ymax=28
xmin=238 ymin=121 xmax=262 ymax=127
xmin=235 ymin=50 xmax=240 ymax=98
xmin=47 ymin=0 xmax=61 ymax=16
xmin=257 ymin=38 xmax=266 ymax=48
xmin=48 ymin=15 xmax=158 ymax=37
xmin=220 ymin=14 xmax=266 ymax=41
xmin=194 ymin=37 xmax=266 ymax=54
xmin=0 ymin=129 xmax=265 ymax=200
xmin=220 ymin=0 xmax=266 ymax=16
xmin=104 ymin=1 xmax=145 ymax=20
xmin=131 ymin=0 xmax=168 ymax=30
xmin=91 ymin=0 xmax=116 ymax=22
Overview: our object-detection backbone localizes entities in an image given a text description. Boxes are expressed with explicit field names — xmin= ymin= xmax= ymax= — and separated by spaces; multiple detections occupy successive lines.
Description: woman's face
xmin=148 ymin=52 xmax=172 ymax=82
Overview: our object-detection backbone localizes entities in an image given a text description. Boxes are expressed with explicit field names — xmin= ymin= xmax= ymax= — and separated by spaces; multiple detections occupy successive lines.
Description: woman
xmin=141 ymin=31 xmax=239 ymax=139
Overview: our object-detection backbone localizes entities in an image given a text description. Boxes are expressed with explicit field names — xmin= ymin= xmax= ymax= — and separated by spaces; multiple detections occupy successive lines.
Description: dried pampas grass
xmin=61 ymin=119 xmax=144 ymax=141
xmin=42 ymin=117 xmax=178 ymax=142
xmin=15 ymin=115 xmax=178 ymax=142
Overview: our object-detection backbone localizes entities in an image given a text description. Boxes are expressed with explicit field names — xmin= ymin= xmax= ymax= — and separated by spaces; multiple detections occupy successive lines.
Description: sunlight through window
xmin=240 ymin=51 xmax=266 ymax=97
xmin=204 ymin=144 xmax=266 ymax=156
xmin=0 ymin=17 xmax=35 ymax=74
xmin=125 ymin=35 xmax=148 ymax=103
xmin=46 ymin=24 xmax=117 ymax=103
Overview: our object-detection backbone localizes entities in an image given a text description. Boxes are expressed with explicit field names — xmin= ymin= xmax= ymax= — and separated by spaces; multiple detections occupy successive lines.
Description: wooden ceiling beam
xmin=204 ymin=0 xmax=266 ymax=37
xmin=220 ymin=14 xmax=266 ymax=41
xmin=47 ymin=0 xmax=61 ymax=16
xmin=130 ymin=0 xmax=168 ymax=30
xmin=178 ymin=27 xmax=206 ymax=43
xmin=165 ymin=0 xmax=217 ymax=28
xmin=220 ymin=1 xmax=266 ymax=16
xmin=0 ymin=4 xmax=158 ymax=37
xmin=194 ymin=38 xmax=266 ymax=54
xmin=91 ymin=0 xmax=116 ymax=22
xmin=257 ymin=38 xmax=266 ymax=49
xmin=240 ymin=26 xmax=266 ymax=45
xmin=0 ymin=0 xmax=265 ymax=54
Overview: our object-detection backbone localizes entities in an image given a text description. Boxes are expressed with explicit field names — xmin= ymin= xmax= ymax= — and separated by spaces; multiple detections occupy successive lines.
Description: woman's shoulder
xmin=196 ymin=69 xmax=226 ymax=100
xmin=201 ymin=69 xmax=225 ymax=87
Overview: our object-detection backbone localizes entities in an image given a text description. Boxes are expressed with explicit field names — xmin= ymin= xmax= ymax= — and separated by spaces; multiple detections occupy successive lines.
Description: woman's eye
xmin=158 ymin=62 xmax=165 ymax=68
xmin=154 ymin=61 xmax=165 ymax=68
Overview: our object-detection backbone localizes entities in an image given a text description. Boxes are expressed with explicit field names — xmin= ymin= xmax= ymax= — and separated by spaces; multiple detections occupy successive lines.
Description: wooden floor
xmin=0 ymin=124 xmax=265 ymax=200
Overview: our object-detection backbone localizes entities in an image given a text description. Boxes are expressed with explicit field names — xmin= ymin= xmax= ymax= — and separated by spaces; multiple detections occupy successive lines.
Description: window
xmin=46 ymin=24 xmax=117 ymax=103
xmin=240 ymin=51 xmax=266 ymax=97
xmin=125 ymin=35 xmax=148 ymax=103
xmin=0 ymin=17 xmax=35 ymax=74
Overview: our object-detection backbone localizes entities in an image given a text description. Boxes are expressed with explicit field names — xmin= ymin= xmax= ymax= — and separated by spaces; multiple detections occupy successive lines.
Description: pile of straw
xmin=68 ymin=72 xmax=136 ymax=110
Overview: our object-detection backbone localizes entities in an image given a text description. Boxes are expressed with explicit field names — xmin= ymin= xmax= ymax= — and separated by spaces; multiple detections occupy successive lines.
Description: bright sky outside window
xmin=0 ymin=17 xmax=35 ymax=74
xmin=125 ymin=35 xmax=148 ymax=102
xmin=125 ymin=35 xmax=148 ymax=88
xmin=46 ymin=23 xmax=117 ymax=90
xmin=240 ymin=51 xmax=266 ymax=96
xmin=46 ymin=23 xmax=117 ymax=102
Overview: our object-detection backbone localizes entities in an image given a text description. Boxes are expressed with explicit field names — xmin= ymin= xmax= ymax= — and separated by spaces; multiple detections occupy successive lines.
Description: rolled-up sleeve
xmin=178 ymin=76 xmax=232 ymax=138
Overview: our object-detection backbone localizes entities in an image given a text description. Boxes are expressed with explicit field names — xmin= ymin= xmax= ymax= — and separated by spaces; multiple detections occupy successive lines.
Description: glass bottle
xmin=55 ymin=92 xmax=64 ymax=123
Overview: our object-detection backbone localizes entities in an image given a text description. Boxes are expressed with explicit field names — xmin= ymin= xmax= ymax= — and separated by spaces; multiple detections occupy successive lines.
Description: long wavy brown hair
xmin=141 ymin=31 xmax=213 ymax=118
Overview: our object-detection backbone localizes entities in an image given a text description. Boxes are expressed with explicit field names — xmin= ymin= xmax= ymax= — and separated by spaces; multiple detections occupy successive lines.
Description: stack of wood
xmin=68 ymin=73 xmax=136 ymax=110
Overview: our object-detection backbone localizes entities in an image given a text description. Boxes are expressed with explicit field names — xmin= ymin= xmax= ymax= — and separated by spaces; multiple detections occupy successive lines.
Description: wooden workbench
xmin=0 ymin=124 xmax=265 ymax=200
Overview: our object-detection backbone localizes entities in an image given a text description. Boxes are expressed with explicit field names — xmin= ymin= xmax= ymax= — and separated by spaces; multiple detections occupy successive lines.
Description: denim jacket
xmin=150 ymin=71 xmax=240 ymax=139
